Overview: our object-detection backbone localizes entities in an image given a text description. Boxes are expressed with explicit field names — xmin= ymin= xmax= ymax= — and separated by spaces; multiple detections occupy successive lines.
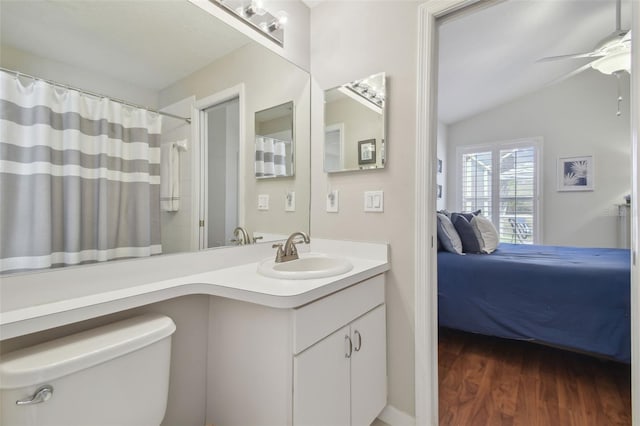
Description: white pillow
xmin=471 ymin=215 xmax=499 ymax=254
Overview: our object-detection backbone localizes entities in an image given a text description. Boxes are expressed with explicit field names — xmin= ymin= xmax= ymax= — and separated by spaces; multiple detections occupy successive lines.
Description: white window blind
xmin=459 ymin=139 xmax=541 ymax=244
xmin=461 ymin=151 xmax=493 ymax=219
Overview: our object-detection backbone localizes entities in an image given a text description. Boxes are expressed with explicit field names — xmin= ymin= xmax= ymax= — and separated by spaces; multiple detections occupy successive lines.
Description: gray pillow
xmin=437 ymin=213 xmax=463 ymax=254
xmin=451 ymin=214 xmax=482 ymax=253
xmin=453 ymin=209 xmax=481 ymax=222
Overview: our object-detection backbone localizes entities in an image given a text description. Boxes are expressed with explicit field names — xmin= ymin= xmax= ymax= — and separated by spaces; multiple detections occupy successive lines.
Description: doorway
xmin=415 ymin=1 xmax=639 ymax=424
xmin=201 ymin=98 xmax=240 ymax=249
xmin=194 ymin=84 xmax=245 ymax=251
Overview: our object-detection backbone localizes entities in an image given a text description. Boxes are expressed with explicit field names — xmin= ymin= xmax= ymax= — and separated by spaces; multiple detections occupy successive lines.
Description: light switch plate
xmin=326 ymin=190 xmax=339 ymax=213
xmin=364 ymin=190 xmax=383 ymax=212
xmin=258 ymin=194 xmax=269 ymax=211
xmin=285 ymin=191 xmax=295 ymax=212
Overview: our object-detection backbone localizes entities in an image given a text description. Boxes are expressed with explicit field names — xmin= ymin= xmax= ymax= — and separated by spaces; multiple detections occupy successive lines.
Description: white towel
xmin=160 ymin=140 xmax=184 ymax=211
xmin=273 ymin=140 xmax=287 ymax=176
xmin=255 ymin=137 xmax=265 ymax=176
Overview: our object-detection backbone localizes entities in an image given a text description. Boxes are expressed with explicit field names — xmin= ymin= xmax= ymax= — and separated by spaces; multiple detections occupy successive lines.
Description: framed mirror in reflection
xmin=324 ymin=72 xmax=386 ymax=173
xmin=0 ymin=1 xmax=310 ymax=275
xmin=255 ymin=101 xmax=295 ymax=178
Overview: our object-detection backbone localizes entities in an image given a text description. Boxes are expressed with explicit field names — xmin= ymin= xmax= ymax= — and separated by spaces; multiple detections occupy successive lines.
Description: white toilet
xmin=0 ymin=314 xmax=176 ymax=426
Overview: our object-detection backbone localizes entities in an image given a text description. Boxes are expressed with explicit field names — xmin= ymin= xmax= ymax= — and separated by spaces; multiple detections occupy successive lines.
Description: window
xmin=458 ymin=139 xmax=541 ymax=244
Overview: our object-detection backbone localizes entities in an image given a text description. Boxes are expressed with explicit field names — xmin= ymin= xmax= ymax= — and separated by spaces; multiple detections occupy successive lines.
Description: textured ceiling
xmin=438 ymin=0 xmax=632 ymax=124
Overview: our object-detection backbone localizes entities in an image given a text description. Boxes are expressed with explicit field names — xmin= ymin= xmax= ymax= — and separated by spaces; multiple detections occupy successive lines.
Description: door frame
xmin=193 ymin=84 xmax=246 ymax=249
xmin=414 ymin=1 xmax=640 ymax=425
xmin=324 ymin=123 xmax=345 ymax=171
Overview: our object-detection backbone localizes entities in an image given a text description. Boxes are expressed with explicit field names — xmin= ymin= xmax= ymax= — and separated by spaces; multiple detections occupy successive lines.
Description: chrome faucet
xmin=273 ymin=231 xmax=310 ymax=263
xmin=231 ymin=226 xmax=251 ymax=245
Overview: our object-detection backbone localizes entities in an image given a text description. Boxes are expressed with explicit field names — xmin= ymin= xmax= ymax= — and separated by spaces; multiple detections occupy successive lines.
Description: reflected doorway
xmin=200 ymin=97 xmax=240 ymax=249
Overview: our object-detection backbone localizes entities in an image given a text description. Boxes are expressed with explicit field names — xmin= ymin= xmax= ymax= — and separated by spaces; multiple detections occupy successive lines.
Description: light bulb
xmin=268 ymin=10 xmax=288 ymax=32
xmin=243 ymin=0 xmax=266 ymax=18
xmin=276 ymin=10 xmax=288 ymax=26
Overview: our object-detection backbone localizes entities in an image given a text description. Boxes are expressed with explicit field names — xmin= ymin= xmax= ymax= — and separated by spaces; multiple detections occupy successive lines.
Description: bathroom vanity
xmin=208 ymin=274 xmax=386 ymax=426
xmin=0 ymin=239 xmax=389 ymax=426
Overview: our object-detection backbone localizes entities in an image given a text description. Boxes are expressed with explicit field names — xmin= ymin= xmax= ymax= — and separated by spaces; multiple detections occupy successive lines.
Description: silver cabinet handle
xmin=353 ymin=330 xmax=362 ymax=352
xmin=345 ymin=334 xmax=352 ymax=358
xmin=16 ymin=385 xmax=53 ymax=406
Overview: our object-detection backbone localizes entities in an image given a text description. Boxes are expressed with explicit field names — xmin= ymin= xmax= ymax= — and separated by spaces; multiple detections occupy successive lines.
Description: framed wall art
xmin=557 ymin=155 xmax=593 ymax=191
xmin=358 ymin=139 xmax=376 ymax=165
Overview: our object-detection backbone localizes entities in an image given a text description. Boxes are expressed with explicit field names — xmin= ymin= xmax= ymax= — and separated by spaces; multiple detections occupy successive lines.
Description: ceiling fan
xmin=537 ymin=0 xmax=631 ymax=77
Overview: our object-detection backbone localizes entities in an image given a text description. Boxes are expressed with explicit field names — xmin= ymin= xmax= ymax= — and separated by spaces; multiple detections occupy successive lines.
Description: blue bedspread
xmin=438 ymin=243 xmax=631 ymax=362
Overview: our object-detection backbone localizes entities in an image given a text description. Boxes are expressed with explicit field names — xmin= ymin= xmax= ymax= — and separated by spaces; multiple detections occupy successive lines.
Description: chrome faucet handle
xmin=272 ymin=243 xmax=285 ymax=262
xmin=278 ymin=231 xmax=310 ymax=262
xmin=233 ymin=226 xmax=251 ymax=245
xmin=253 ymin=236 xmax=264 ymax=243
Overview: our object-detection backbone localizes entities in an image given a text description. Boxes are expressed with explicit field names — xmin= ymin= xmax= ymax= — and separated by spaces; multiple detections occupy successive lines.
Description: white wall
xmin=325 ymin=97 xmax=384 ymax=170
xmin=159 ymin=42 xmax=310 ymax=240
xmin=310 ymin=1 xmax=421 ymax=417
xmin=161 ymin=97 xmax=197 ymax=254
xmin=446 ymin=69 xmax=631 ymax=248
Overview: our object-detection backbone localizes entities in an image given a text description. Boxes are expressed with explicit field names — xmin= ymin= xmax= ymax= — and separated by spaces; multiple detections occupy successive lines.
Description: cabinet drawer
xmin=293 ymin=274 xmax=384 ymax=354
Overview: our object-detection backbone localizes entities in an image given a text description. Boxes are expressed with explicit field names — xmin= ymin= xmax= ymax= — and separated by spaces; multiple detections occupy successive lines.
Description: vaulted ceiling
xmin=438 ymin=0 xmax=632 ymax=124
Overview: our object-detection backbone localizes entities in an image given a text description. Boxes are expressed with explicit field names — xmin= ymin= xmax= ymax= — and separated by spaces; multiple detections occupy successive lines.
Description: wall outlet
xmin=364 ymin=190 xmax=384 ymax=212
xmin=285 ymin=191 xmax=295 ymax=212
xmin=326 ymin=190 xmax=339 ymax=213
xmin=258 ymin=194 xmax=269 ymax=211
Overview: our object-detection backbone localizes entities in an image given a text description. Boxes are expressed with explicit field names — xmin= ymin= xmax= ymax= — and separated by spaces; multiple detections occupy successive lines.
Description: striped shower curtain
xmin=255 ymin=136 xmax=287 ymax=177
xmin=0 ymin=72 xmax=162 ymax=273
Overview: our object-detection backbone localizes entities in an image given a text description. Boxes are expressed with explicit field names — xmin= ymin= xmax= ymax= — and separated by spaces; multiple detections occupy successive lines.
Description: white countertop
xmin=0 ymin=239 xmax=389 ymax=340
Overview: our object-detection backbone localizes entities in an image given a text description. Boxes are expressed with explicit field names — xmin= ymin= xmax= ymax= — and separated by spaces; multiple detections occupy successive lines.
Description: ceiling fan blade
xmin=544 ymin=61 xmax=595 ymax=87
xmin=536 ymin=52 xmax=604 ymax=63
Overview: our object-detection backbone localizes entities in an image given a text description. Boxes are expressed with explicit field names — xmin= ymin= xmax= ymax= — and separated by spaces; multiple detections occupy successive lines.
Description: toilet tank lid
xmin=0 ymin=314 xmax=176 ymax=389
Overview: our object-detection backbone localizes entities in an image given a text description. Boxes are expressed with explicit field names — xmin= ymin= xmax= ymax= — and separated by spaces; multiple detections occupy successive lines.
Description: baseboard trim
xmin=377 ymin=404 xmax=416 ymax=426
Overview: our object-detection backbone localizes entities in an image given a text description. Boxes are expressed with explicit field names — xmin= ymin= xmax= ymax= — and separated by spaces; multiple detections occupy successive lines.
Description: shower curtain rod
xmin=0 ymin=67 xmax=191 ymax=124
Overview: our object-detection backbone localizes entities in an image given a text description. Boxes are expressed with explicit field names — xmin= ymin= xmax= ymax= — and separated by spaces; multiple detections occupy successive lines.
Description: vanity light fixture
xmin=211 ymin=0 xmax=287 ymax=46
xmin=347 ymin=81 xmax=385 ymax=108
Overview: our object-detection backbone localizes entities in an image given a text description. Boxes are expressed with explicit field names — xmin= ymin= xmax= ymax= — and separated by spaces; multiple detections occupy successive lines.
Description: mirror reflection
xmin=0 ymin=1 xmax=310 ymax=274
xmin=324 ymin=72 xmax=386 ymax=172
xmin=255 ymin=101 xmax=295 ymax=178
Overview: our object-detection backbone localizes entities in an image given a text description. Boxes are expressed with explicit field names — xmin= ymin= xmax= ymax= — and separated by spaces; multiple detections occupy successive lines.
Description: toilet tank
xmin=0 ymin=314 xmax=176 ymax=426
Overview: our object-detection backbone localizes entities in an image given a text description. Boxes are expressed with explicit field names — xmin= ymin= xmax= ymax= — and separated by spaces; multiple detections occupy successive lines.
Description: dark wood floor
xmin=438 ymin=328 xmax=631 ymax=426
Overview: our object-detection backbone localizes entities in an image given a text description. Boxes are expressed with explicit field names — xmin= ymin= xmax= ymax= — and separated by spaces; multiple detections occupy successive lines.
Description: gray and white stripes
xmin=255 ymin=136 xmax=287 ymax=177
xmin=0 ymin=72 xmax=162 ymax=273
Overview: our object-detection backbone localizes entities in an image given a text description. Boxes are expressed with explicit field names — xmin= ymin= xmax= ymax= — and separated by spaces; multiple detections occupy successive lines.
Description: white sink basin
xmin=258 ymin=253 xmax=353 ymax=280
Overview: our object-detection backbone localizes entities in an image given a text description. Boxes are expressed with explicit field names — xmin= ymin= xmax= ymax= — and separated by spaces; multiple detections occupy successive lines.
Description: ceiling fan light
xmin=591 ymin=51 xmax=631 ymax=75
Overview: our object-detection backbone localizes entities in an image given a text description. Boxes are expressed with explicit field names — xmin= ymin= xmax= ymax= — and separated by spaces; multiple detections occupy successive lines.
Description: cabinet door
xmin=293 ymin=325 xmax=351 ymax=426
xmin=351 ymin=305 xmax=387 ymax=426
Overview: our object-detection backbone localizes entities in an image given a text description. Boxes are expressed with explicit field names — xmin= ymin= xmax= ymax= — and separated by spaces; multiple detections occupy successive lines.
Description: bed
xmin=438 ymin=243 xmax=631 ymax=363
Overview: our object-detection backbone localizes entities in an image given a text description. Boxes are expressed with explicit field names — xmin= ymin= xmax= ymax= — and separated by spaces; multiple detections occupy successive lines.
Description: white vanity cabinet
xmin=206 ymin=274 xmax=387 ymax=426
xmin=293 ymin=304 xmax=386 ymax=426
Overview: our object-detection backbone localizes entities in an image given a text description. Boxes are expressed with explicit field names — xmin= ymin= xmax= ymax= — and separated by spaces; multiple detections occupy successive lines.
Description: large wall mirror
xmin=324 ymin=72 xmax=386 ymax=172
xmin=0 ymin=1 xmax=310 ymax=275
